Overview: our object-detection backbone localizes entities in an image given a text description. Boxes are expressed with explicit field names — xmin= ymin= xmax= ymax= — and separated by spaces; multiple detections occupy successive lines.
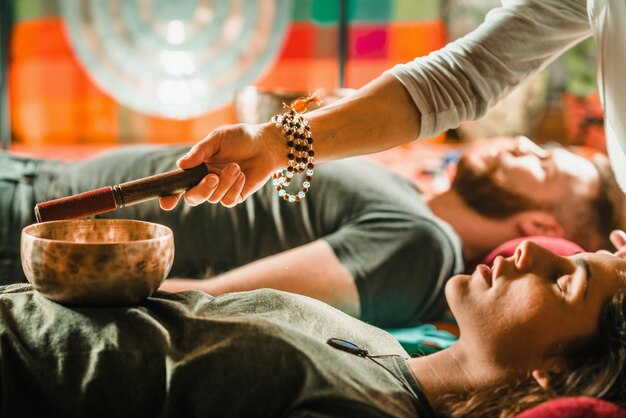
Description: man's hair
xmin=588 ymin=154 xmax=626 ymax=250
xmin=439 ymin=291 xmax=626 ymax=418
xmin=536 ymin=153 xmax=623 ymax=251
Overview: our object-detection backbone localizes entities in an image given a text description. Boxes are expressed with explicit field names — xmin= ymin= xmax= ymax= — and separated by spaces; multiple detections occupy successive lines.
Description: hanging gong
xmin=60 ymin=0 xmax=292 ymax=119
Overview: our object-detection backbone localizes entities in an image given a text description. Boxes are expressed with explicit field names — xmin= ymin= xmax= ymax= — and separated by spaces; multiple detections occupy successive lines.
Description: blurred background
xmin=0 ymin=0 xmax=604 ymax=151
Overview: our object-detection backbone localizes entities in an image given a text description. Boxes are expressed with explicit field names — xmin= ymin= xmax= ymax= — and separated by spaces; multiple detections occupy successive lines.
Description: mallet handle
xmin=114 ymin=164 xmax=209 ymax=207
xmin=35 ymin=164 xmax=216 ymax=222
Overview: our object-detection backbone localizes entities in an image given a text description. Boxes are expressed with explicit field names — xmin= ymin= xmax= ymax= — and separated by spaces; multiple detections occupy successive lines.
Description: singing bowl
xmin=21 ymin=219 xmax=174 ymax=306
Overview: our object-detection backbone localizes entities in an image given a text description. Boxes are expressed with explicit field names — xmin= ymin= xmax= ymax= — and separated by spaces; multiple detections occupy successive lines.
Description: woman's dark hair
xmin=439 ymin=292 xmax=626 ymax=418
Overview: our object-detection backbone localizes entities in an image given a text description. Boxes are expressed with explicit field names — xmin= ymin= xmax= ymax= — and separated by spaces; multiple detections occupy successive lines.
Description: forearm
xmin=160 ymin=239 xmax=361 ymax=317
xmin=302 ymin=74 xmax=422 ymax=162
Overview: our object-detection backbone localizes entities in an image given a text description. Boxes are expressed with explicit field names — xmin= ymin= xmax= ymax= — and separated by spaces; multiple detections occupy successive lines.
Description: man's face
xmin=452 ymin=137 xmax=600 ymax=218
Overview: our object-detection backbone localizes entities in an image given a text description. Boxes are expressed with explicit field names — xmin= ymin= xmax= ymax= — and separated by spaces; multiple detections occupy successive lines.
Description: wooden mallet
xmin=35 ymin=164 xmax=218 ymax=222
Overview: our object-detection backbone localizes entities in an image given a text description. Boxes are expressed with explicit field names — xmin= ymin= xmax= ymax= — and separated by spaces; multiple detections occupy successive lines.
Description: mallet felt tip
xmin=35 ymin=164 xmax=215 ymax=223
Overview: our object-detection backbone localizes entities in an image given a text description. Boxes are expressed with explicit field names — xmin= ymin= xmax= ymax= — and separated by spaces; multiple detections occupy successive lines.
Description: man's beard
xmin=451 ymin=154 xmax=540 ymax=219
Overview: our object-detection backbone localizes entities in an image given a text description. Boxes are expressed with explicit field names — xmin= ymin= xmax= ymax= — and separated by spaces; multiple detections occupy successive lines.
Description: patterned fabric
xmin=8 ymin=0 xmax=446 ymax=145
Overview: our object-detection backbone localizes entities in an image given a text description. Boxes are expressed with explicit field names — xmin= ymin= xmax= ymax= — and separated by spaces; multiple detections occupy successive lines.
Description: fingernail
xmin=206 ymin=176 xmax=219 ymax=188
xmin=228 ymin=164 xmax=240 ymax=174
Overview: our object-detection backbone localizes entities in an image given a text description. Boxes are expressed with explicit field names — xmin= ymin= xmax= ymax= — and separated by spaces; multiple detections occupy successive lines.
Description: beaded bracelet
xmin=270 ymin=94 xmax=320 ymax=203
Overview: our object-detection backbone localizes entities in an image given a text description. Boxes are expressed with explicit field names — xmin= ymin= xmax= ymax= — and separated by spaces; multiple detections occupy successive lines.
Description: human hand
xmin=159 ymin=122 xmax=283 ymax=209
xmin=610 ymin=230 xmax=626 ymax=258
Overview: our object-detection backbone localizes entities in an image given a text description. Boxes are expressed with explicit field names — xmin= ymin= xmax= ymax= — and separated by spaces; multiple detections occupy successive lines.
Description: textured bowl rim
xmin=21 ymin=219 xmax=174 ymax=246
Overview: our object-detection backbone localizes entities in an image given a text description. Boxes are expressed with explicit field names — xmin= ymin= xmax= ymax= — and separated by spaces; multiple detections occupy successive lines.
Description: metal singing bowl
xmin=21 ymin=219 xmax=174 ymax=306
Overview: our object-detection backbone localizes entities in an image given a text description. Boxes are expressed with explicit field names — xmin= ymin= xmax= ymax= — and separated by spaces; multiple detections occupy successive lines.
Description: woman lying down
xmin=0 ymin=240 xmax=624 ymax=417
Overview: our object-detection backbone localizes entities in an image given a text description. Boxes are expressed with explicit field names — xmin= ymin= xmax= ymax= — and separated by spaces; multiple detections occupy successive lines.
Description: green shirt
xmin=0 ymin=285 xmax=433 ymax=418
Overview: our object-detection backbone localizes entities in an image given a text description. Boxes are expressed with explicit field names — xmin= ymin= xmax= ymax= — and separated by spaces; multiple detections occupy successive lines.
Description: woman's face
xmin=446 ymin=240 xmax=626 ymax=368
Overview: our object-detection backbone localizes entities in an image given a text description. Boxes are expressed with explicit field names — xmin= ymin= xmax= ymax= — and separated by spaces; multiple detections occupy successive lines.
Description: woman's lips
xmin=476 ymin=264 xmax=493 ymax=286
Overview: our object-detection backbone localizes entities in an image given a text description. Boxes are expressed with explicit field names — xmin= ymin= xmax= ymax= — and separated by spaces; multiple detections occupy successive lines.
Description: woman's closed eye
xmin=552 ymin=259 xmax=590 ymax=300
xmin=552 ymin=272 xmax=568 ymax=294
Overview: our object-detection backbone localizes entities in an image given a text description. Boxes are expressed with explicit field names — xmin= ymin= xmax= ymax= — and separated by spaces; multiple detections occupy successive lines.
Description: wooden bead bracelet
xmin=271 ymin=93 xmax=320 ymax=203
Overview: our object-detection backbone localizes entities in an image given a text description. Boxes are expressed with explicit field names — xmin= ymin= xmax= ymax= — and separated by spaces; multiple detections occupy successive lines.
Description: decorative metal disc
xmin=60 ymin=0 xmax=291 ymax=119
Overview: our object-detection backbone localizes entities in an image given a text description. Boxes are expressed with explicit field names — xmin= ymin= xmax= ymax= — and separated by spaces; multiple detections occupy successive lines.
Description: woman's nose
xmin=514 ymin=239 xmax=552 ymax=271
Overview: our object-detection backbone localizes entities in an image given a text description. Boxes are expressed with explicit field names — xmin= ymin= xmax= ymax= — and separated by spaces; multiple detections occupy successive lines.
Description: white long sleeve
xmin=387 ymin=0 xmax=591 ymax=139
xmin=591 ymin=0 xmax=626 ymax=193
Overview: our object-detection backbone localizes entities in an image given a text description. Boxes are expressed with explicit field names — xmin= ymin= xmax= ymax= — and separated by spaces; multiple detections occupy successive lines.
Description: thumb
xmin=177 ymin=135 xmax=221 ymax=169
xmin=177 ymin=148 xmax=206 ymax=169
